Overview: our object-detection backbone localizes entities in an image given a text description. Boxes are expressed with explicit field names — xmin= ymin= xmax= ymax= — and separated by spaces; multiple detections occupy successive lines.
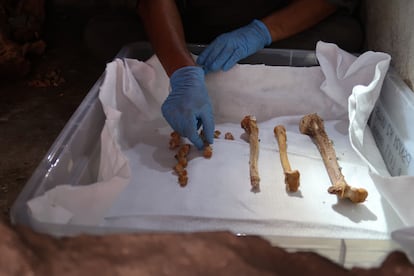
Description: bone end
xmin=241 ymin=115 xmax=257 ymax=134
xmin=299 ymin=113 xmax=324 ymax=136
xmin=347 ymin=188 xmax=368 ymax=203
xmin=328 ymin=185 xmax=368 ymax=203
xmin=250 ymin=176 xmax=261 ymax=193
xmin=285 ymin=170 xmax=300 ymax=192
xmin=274 ymin=125 xmax=286 ymax=137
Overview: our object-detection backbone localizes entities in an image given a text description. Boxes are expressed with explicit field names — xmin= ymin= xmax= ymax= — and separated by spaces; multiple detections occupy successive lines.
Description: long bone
xmin=274 ymin=125 xmax=300 ymax=192
xmin=299 ymin=113 xmax=368 ymax=203
xmin=241 ymin=115 xmax=260 ymax=192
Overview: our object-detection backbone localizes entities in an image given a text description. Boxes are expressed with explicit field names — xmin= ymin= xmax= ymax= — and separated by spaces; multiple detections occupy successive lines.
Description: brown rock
xmin=0 ymin=222 xmax=35 ymax=276
xmin=350 ymin=251 xmax=414 ymax=276
xmin=0 ymin=221 xmax=413 ymax=276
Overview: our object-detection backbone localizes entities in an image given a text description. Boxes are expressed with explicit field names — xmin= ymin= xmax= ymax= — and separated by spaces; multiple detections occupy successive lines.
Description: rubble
xmin=0 ymin=0 xmax=45 ymax=79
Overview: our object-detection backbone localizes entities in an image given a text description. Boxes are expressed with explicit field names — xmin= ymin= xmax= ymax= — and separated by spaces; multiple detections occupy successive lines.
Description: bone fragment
xmin=203 ymin=144 xmax=213 ymax=159
xmin=175 ymin=143 xmax=190 ymax=187
xmin=169 ymin=131 xmax=181 ymax=150
xmin=224 ymin=132 xmax=234 ymax=140
xmin=169 ymin=132 xmax=191 ymax=187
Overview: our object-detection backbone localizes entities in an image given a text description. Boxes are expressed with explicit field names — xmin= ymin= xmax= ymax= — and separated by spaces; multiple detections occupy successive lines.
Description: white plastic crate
xmin=10 ymin=42 xmax=414 ymax=267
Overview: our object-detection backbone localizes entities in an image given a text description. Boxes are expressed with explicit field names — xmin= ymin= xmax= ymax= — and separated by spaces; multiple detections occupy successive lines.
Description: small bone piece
xmin=241 ymin=115 xmax=260 ymax=192
xmin=178 ymin=170 xmax=188 ymax=187
xmin=214 ymin=130 xmax=221 ymax=139
xmin=203 ymin=144 xmax=213 ymax=159
xmin=299 ymin=113 xmax=368 ymax=203
xmin=173 ymin=144 xmax=191 ymax=187
xmin=169 ymin=131 xmax=181 ymax=150
xmin=274 ymin=125 xmax=300 ymax=192
xmin=224 ymin=132 xmax=234 ymax=140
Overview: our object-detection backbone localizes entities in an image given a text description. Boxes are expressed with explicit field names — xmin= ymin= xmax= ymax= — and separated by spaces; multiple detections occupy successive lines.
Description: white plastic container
xmin=10 ymin=42 xmax=414 ymax=267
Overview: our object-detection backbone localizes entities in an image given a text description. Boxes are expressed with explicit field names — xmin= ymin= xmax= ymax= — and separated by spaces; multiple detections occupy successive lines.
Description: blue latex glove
xmin=161 ymin=66 xmax=214 ymax=150
xmin=197 ymin=19 xmax=272 ymax=73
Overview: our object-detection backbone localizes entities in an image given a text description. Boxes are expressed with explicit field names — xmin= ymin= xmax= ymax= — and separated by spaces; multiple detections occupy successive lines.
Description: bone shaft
xmin=249 ymin=125 xmax=260 ymax=187
xmin=279 ymin=150 xmax=292 ymax=173
xmin=311 ymin=122 xmax=344 ymax=185
xmin=274 ymin=126 xmax=292 ymax=172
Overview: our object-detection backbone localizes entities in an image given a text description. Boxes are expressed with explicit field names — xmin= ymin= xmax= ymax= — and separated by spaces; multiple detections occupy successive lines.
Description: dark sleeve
xmin=327 ymin=0 xmax=360 ymax=13
xmin=175 ymin=0 xmax=187 ymax=14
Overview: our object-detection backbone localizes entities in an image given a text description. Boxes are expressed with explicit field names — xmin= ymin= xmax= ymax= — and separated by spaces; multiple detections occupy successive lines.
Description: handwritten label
xmin=369 ymin=103 xmax=412 ymax=176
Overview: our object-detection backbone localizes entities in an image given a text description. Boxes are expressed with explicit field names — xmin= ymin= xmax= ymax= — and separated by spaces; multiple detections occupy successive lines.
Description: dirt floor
xmin=0 ymin=7 xmax=106 ymax=223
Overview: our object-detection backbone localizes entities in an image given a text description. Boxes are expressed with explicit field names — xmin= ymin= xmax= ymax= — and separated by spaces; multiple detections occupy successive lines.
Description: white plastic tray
xmin=10 ymin=42 xmax=414 ymax=267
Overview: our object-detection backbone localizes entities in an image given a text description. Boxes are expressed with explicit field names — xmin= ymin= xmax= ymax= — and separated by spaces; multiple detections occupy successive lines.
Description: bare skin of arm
xmin=137 ymin=0 xmax=195 ymax=77
xmin=137 ymin=0 xmax=337 ymax=76
xmin=262 ymin=0 xmax=338 ymax=41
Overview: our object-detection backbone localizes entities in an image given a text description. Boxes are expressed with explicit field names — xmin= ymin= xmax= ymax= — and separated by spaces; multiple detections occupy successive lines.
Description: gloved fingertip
xmin=185 ymin=126 xmax=204 ymax=150
xmin=196 ymin=55 xmax=205 ymax=66
xmin=202 ymin=66 xmax=210 ymax=74
xmin=193 ymin=65 xmax=209 ymax=75
xmin=222 ymin=62 xmax=234 ymax=72
xmin=206 ymin=132 xmax=215 ymax=145
xmin=191 ymin=136 xmax=205 ymax=150
xmin=200 ymin=122 xmax=215 ymax=145
xmin=196 ymin=55 xmax=210 ymax=75
xmin=205 ymin=136 xmax=214 ymax=146
xmin=197 ymin=47 xmax=211 ymax=65
xmin=208 ymin=61 xmax=224 ymax=73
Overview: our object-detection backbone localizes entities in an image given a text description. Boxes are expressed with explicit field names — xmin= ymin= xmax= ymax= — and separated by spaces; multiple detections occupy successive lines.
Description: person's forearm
xmin=262 ymin=0 xmax=337 ymax=42
xmin=137 ymin=0 xmax=194 ymax=76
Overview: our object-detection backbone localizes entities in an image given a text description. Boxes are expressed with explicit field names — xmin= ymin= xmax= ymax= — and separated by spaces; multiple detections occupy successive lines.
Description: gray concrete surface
xmin=364 ymin=0 xmax=414 ymax=90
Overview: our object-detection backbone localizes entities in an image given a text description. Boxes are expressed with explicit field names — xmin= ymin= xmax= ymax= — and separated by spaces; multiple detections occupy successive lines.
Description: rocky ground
xmin=1 ymin=222 xmax=414 ymax=276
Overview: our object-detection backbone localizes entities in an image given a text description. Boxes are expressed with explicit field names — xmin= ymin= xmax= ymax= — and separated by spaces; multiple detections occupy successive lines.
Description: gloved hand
xmin=197 ymin=19 xmax=272 ymax=73
xmin=162 ymin=66 xmax=214 ymax=150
